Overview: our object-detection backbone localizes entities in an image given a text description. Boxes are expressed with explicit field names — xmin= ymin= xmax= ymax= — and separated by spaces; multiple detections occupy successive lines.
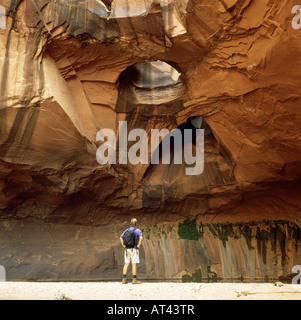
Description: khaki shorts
xmin=124 ymin=248 xmax=140 ymax=264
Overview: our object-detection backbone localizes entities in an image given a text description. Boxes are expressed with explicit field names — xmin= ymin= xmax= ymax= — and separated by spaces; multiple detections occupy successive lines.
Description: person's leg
xmin=132 ymin=263 xmax=137 ymax=277
xmin=132 ymin=263 xmax=141 ymax=283
xmin=123 ymin=262 xmax=130 ymax=275
xmin=122 ymin=249 xmax=131 ymax=284
xmin=132 ymin=249 xmax=142 ymax=284
xmin=122 ymin=262 xmax=130 ymax=284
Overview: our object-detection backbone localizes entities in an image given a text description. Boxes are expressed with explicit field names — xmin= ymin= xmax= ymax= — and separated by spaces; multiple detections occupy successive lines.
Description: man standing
xmin=120 ymin=218 xmax=143 ymax=284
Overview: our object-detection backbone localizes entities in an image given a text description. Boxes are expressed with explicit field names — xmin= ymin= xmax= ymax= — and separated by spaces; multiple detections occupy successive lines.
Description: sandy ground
xmin=0 ymin=281 xmax=300 ymax=300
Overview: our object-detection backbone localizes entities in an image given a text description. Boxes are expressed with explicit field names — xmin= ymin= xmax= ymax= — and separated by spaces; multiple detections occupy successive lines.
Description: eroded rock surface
xmin=0 ymin=0 xmax=300 ymax=281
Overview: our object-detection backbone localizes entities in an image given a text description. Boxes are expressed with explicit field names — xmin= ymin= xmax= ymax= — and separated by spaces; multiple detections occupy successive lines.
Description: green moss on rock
xmin=178 ymin=219 xmax=203 ymax=240
xmin=182 ymin=268 xmax=202 ymax=283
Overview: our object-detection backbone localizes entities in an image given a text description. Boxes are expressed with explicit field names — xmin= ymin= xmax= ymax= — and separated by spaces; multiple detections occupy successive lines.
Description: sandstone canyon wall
xmin=0 ymin=0 xmax=300 ymax=281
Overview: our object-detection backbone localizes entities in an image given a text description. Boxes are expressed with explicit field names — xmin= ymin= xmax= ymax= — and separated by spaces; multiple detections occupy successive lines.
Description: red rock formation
xmin=0 ymin=0 xmax=300 ymax=281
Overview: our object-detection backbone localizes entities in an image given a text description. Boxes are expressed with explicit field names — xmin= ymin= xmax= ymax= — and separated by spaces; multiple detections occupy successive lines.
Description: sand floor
xmin=0 ymin=281 xmax=300 ymax=300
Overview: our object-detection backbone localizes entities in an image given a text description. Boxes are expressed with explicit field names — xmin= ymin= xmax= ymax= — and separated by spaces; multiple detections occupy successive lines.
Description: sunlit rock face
xmin=0 ymin=0 xmax=300 ymax=281
xmin=117 ymin=61 xmax=184 ymax=107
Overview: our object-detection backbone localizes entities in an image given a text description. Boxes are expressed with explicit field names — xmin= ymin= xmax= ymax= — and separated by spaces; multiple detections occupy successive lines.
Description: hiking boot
xmin=132 ymin=278 xmax=142 ymax=284
xmin=122 ymin=278 xmax=128 ymax=284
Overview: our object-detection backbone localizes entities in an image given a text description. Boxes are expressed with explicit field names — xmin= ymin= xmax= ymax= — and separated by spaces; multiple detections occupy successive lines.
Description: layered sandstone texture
xmin=0 ymin=0 xmax=300 ymax=281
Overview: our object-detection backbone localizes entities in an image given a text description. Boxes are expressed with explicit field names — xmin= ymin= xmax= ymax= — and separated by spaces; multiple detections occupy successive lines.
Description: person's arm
xmin=120 ymin=237 xmax=126 ymax=248
xmin=137 ymin=236 xmax=143 ymax=249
